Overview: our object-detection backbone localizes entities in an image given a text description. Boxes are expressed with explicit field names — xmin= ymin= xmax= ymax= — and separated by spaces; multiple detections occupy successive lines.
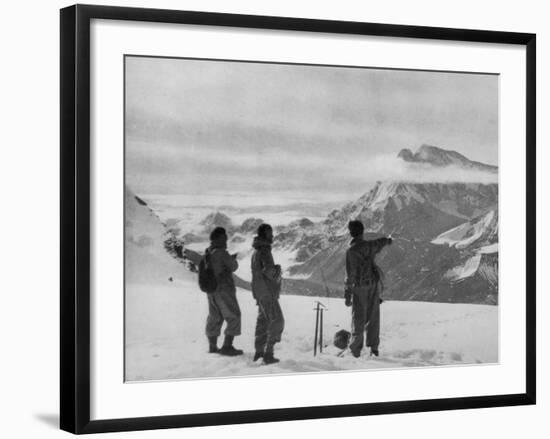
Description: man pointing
xmin=344 ymin=220 xmax=392 ymax=358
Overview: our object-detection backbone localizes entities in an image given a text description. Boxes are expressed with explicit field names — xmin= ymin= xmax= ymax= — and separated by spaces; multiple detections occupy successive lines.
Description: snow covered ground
xmin=125 ymin=272 xmax=498 ymax=382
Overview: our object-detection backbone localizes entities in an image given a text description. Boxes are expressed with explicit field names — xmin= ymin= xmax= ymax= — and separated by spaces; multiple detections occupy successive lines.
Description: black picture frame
xmin=60 ymin=4 xmax=536 ymax=435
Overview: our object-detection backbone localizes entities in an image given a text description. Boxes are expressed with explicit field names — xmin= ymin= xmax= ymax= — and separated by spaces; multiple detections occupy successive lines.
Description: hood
xmin=252 ymin=236 xmax=272 ymax=250
xmin=209 ymin=236 xmax=227 ymax=251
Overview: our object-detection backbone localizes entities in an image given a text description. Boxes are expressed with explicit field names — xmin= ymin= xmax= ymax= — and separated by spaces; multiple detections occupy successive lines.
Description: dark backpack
xmin=333 ymin=329 xmax=351 ymax=350
xmin=198 ymin=250 xmax=217 ymax=294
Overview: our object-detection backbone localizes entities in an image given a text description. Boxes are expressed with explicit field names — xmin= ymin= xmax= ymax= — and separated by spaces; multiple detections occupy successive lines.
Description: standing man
xmin=251 ymin=224 xmax=285 ymax=365
xmin=205 ymin=227 xmax=243 ymax=356
xmin=344 ymin=220 xmax=392 ymax=358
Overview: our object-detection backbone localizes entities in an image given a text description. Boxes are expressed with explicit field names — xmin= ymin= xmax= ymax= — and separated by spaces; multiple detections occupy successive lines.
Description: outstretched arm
xmin=370 ymin=237 xmax=392 ymax=255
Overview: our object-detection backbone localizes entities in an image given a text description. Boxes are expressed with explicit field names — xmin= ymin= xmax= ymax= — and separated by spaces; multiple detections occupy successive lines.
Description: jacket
xmin=344 ymin=236 xmax=391 ymax=291
xmin=207 ymin=238 xmax=238 ymax=294
xmin=251 ymin=237 xmax=282 ymax=300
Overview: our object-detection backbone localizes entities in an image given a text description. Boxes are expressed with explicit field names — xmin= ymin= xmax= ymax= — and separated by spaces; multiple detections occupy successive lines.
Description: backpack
xmin=333 ymin=329 xmax=351 ymax=350
xmin=198 ymin=250 xmax=217 ymax=294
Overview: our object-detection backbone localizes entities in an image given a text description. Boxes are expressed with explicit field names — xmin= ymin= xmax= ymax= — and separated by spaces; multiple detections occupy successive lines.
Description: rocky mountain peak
xmin=239 ymin=217 xmax=264 ymax=234
xmin=289 ymin=217 xmax=315 ymax=228
xmin=200 ymin=211 xmax=234 ymax=233
xmin=398 ymin=144 xmax=498 ymax=173
xmin=397 ymin=148 xmax=414 ymax=161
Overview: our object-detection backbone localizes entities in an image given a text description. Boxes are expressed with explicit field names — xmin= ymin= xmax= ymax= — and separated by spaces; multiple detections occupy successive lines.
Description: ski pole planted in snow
xmin=319 ymin=307 xmax=324 ymax=353
xmin=313 ymin=304 xmax=319 ymax=356
xmin=313 ymin=301 xmax=327 ymax=357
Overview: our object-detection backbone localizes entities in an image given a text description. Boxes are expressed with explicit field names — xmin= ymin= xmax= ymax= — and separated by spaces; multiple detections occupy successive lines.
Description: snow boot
xmin=262 ymin=353 xmax=280 ymax=365
xmin=219 ymin=345 xmax=243 ymax=356
xmin=208 ymin=336 xmax=219 ymax=354
xmin=219 ymin=335 xmax=243 ymax=356
xmin=253 ymin=352 xmax=264 ymax=362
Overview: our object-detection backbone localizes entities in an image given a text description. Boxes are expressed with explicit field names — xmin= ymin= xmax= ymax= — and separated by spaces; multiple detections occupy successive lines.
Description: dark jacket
xmin=251 ymin=237 xmax=282 ymax=300
xmin=207 ymin=238 xmax=238 ymax=294
xmin=344 ymin=236 xmax=391 ymax=291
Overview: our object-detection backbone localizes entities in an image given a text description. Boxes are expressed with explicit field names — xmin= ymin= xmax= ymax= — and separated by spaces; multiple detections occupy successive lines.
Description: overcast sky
xmin=125 ymin=56 xmax=498 ymax=197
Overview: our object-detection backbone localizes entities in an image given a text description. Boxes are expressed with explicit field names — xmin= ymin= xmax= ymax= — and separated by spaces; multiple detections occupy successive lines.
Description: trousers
xmin=205 ymin=290 xmax=242 ymax=337
xmin=349 ymin=284 xmax=380 ymax=354
xmin=254 ymin=295 xmax=284 ymax=354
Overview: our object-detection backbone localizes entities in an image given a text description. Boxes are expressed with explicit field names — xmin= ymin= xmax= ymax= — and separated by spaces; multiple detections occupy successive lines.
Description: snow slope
xmin=125 ymin=189 xmax=186 ymax=284
xmin=126 ymin=281 xmax=498 ymax=381
xmin=432 ymin=209 xmax=498 ymax=249
xmin=431 ymin=209 xmax=498 ymax=295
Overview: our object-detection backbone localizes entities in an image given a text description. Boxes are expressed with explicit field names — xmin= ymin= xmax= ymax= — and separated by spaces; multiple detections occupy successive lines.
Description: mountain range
xmin=277 ymin=145 xmax=499 ymax=304
xmin=140 ymin=144 xmax=499 ymax=305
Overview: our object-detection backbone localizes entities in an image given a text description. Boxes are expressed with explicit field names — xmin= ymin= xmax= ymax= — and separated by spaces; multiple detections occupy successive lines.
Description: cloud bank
xmin=125 ymin=56 xmax=498 ymax=196
xmin=364 ymin=154 xmax=498 ymax=184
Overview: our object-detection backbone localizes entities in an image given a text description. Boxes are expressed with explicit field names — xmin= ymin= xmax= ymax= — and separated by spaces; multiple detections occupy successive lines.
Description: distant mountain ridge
xmin=322 ymin=181 xmax=498 ymax=241
xmin=277 ymin=145 xmax=499 ymax=304
xmin=148 ymin=145 xmax=499 ymax=305
xmin=398 ymin=144 xmax=498 ymax=173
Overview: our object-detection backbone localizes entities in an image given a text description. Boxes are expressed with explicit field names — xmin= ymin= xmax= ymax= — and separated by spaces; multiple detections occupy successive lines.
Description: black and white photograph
xmin=124 ymin=56 xmax=499 ymax=381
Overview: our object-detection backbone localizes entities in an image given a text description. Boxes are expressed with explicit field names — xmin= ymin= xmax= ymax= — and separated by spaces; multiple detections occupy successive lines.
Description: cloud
xmin=361 ymin=154 xmax=498 ymax=184
xmin=125 ymin=59 xmax=499 ymax=195
xmin=126 ymin=137 xmax=497 ymax=198
xmin=126 ymin=56 xmax=499 ymax=168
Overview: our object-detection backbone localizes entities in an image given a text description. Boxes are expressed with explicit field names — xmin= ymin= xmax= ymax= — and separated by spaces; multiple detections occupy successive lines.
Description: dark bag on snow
xmin=333 ymin=329 xmax=351 ymax=350
xmin=198 ymin=250 xmax=217 ymax=293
